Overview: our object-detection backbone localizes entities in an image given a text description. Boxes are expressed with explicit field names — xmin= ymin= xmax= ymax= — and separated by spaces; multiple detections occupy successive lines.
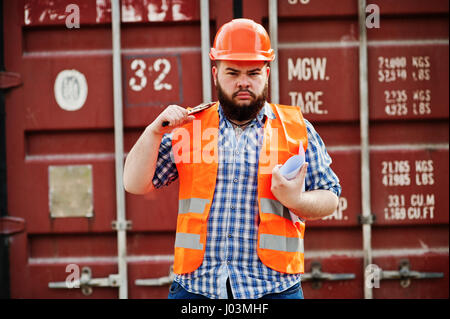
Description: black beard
xmin=217 ymin=82 xmax=268 ymax=122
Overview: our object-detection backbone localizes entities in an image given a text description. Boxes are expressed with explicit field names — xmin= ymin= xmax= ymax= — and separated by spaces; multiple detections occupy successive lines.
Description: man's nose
xmin=236 ymin=74 xmax=250 ymax=88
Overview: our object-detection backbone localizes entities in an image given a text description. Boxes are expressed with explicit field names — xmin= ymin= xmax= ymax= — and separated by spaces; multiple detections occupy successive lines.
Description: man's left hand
xmin=270 ymin=162 xmax=308 ymax=210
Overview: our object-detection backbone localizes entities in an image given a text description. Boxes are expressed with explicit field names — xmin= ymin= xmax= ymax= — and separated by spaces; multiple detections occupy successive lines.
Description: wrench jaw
xmin=161 ymin=102 xmax=215 ymax=127
xmin=187 ymin=102 xmax=216 ymax=115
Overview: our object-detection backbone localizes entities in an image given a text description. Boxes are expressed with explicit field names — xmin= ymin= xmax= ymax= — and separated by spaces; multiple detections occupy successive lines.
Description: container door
xmin=244 ymin=0 xmax=448 ymax=298
xmin=3 ymin=0 xmax=235 ymax=298
xmin=365 ymin=0 xmax=448 ymax=299
xmin=5 ymin=0 xmax=122 ymax=298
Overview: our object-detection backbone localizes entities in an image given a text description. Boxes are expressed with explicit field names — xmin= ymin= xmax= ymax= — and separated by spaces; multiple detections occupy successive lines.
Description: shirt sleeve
xmin=152 ymin=133 xmax=179 ymax=188
xmin=303 ymin=119 xmax=342 ymax=197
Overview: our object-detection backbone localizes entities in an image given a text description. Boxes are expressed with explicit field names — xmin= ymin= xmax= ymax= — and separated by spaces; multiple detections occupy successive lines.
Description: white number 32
xmin=129 ymin=58 xmax=172 ymax=92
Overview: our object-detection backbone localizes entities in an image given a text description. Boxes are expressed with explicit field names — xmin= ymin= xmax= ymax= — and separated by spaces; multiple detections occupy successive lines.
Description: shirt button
xmin=228 ymin=234 xmax=232 ymax=238
xmin=233 ymin=178 xmax=238 ymax=183
xmin=235 ymin=150 xmax=239 ymax=155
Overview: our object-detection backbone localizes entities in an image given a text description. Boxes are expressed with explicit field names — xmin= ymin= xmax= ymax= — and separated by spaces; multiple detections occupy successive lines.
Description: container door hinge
xmin=0 ymin=71 xmax=22 ymax=90
xmin=302 ymin=261 xmax=356 ymax=289
xmin=0 ymin=216 xmax=26 ymax=236
xmin=380 ymin=259 xmax=444 ymax=288
xmin=135 ymin=264 xmax=175 ymax=286
xmin=48 ymin=266 xmax=121 ymax=296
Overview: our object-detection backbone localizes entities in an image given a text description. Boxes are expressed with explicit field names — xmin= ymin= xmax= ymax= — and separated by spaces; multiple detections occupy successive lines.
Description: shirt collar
xmin=263 ymin=102 xmax=276 ymax=120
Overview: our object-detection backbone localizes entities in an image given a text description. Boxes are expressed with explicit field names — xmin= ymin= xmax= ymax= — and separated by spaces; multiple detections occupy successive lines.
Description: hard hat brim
xmin=209 ymin=49 xmax=275 ymax=62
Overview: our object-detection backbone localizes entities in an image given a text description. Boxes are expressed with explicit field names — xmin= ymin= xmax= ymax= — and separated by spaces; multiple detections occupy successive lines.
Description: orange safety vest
xmin=171 ymin=102 xmax=308 ymax=274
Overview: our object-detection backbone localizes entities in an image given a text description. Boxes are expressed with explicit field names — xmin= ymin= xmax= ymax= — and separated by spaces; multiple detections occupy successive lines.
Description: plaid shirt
xmin=152 ymin=103 xmax=341 ymax=299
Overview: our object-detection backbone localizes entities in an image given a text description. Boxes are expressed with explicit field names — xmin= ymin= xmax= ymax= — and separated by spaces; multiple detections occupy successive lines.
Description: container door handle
xmin=135 ymin=265 xmax=175 ymax=286
xmin=48 ymin=266 xmax=120 ymax=296
xmin=380 ymin=259 xmax=444 ymax=288
xmin=301 ymin=261 xmax=356 ymax=289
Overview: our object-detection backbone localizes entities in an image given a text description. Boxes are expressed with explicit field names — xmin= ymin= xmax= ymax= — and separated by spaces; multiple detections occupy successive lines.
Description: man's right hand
xmin=149 ymin=104 xmax=195 ymax=135
xmin=124 ymin=104 xmax=194 ymax=194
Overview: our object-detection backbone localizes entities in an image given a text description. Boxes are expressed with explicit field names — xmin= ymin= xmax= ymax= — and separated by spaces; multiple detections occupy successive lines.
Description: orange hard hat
xmin=209 ymin=19 xmax=275 ymax=61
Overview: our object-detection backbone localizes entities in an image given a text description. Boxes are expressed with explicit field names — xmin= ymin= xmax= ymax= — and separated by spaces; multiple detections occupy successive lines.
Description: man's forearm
xmin=123 ymin=104 xmax=195 ymax=195
xmin=123 ymin=124 xmax=162 ymax=194
xmin=288 ymin=189 xmax=339 ymax=221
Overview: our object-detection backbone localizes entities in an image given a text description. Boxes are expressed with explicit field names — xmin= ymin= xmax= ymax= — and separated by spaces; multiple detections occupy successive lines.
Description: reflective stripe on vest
xmin=260 ymin=197 xmax=291 ymax=220
xmin=178 ymin=198 xmax=210 ymax=214
xmin=175 ymin=232 xmax=204 ymax=250
xmin=259 ymin=233 xmax=304 ymax=253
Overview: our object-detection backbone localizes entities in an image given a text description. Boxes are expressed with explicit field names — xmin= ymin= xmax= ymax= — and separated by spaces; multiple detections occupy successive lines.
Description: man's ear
xmin=212 ymin=65 xmax=218 ymax=86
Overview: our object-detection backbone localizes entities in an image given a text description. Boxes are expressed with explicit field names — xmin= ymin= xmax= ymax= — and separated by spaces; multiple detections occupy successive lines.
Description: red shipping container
xmin=2 ymin=0 xmax=448 ymax=299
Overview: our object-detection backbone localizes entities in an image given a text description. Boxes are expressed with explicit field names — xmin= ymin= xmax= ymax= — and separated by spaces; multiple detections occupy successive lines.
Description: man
xmin=123 ymin=19 xmax=341 ymax=299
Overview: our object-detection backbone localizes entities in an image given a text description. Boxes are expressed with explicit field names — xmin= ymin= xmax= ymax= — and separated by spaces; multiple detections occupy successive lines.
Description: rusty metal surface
xmin=276 ymin=0 xmax=449 ymax=17
xmin=23 ymin=0 xmax=200 ymax=26
xmin=3 ymin=0 xmax=449 ymax=299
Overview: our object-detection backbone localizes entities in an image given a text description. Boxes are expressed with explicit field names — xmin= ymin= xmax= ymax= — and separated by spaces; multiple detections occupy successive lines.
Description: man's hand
xmin=271 ymin=162 xmax=339 ymax=220
xmin=123 ymin=104 xmax=194 ymax=194
xmin=148 ymin=104 xmax=195 ymax=136
xmin=271 ymin=162 xmax=308 ymax=210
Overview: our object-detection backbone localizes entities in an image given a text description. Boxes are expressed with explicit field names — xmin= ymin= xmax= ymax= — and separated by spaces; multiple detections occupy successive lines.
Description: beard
xmin=216 ymin=81 xmax=268 ymax=122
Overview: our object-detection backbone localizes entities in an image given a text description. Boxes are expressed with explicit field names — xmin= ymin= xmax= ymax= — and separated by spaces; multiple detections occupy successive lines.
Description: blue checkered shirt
xmin=152 ymin=103 xmax=341 ymax=299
